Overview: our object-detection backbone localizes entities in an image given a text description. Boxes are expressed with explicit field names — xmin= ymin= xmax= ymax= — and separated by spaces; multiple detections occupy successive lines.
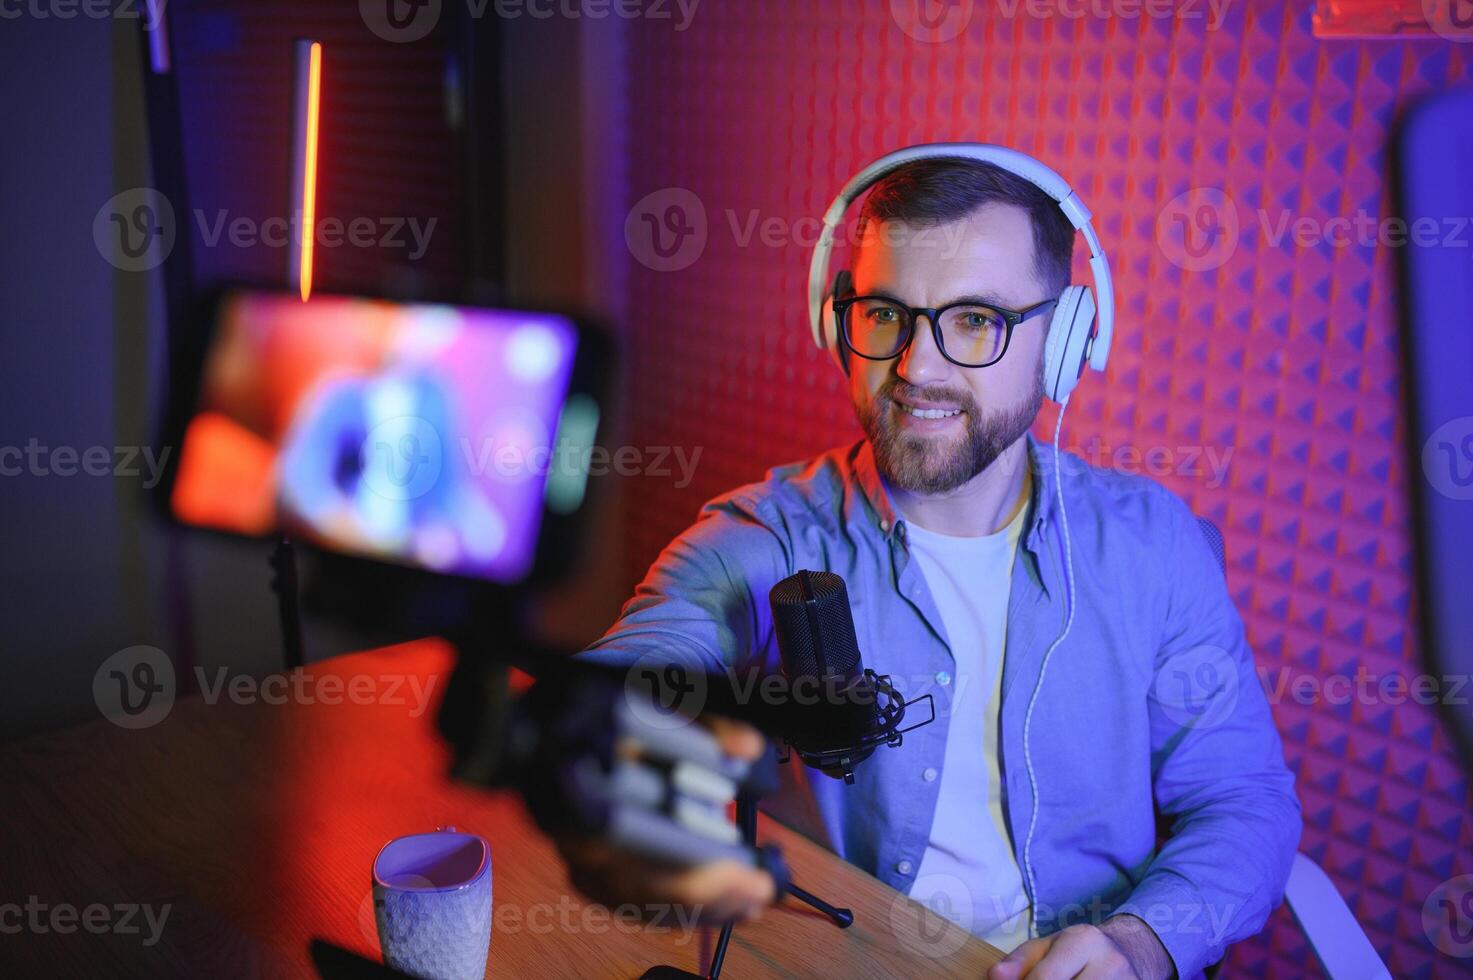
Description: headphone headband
xmin=806 ymin=143 xmax=1114 ymax=374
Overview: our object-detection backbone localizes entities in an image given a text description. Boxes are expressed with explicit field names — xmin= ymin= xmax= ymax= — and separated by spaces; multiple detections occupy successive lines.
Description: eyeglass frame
xmin=831 ymin=292 xmax=1060 ymax=369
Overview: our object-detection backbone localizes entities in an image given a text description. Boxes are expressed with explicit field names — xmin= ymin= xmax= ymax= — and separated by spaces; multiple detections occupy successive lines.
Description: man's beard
xmin=858 ymin=369 xmax=1043 ymax=495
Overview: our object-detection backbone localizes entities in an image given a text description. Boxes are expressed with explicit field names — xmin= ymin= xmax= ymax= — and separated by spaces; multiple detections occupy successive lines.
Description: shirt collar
xmin=850 ymin=432 xmax=1059 ymax=553
xmin=851 ymin=439 xmax=898 ymax=534
xmin=1022 ymin=432 xmax=1060 ymax=550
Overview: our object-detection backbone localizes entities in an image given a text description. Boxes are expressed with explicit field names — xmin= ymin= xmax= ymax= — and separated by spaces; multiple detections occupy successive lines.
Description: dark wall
xmin=0 ymin=1 xmax=480 ymax=738
xmin=0 ymin=14 xmax=169 ymax=738
xmin=0 ymin=2 xmax=637 ymax=739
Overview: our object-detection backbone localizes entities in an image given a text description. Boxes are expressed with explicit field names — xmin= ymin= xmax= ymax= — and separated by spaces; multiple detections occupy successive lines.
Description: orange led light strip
xmin=299 ymin=41 xmax=321 ymax=301
xmin=290 ymin=40 xmax=322 ymax=301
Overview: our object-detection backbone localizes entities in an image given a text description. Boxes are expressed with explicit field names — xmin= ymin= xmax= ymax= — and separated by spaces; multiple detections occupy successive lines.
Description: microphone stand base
xmin=639 ymin=799 xmax=853 ymax=980
xmin=786 ymin=881 xmax=854 ymax=928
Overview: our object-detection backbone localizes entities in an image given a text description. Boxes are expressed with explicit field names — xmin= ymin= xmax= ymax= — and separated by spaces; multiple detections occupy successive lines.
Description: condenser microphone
xmin=768 ymin=570 xmax=933 ymax=783
xmin=768 ymin=570 xmax=875 ymax=746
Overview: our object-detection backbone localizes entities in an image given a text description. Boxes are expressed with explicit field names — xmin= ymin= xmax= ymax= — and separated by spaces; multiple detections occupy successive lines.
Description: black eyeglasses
xmin=832 ymin=294 xmax=1059 ymax=368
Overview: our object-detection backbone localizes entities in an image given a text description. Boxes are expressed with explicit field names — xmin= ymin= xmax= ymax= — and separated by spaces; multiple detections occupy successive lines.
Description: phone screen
xmin=169 ymin=291 xmax=591 ymax=583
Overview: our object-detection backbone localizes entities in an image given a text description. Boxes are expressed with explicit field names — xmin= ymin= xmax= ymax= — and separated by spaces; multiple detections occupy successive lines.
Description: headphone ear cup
xmin=819 ymin=295 xmax=849 ymax=375
xmin=1043 ymin=285 xmax=1095 ymax=403
xmin=823 ymin=270 xmax=853 ymax=375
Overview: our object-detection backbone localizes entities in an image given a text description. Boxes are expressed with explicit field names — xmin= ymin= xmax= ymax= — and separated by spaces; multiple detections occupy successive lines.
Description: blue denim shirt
xmin=582 ymin=434 xmax=1301 ymax=978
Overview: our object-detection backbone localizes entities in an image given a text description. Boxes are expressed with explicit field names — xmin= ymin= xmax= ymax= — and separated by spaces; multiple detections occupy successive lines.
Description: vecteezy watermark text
xmin=93 ymin=188 xmax=438 ymax=273
xmin=1258 ymin=666 xmax=1469 ymax=709
xmin=991 ymin=0 xmax=1232 ymax=30
xmin=194 ymin=668 xmax=439 ymax=717
xmin=0 ymin=0 xmax=165 ymax=29
xmin=0 ymin=898 xmax=171 ymax=947
xmin=358 ymin=0 xmax=699 ymax=43
xmin=624 ymin=188 xmax=974 ymax=272
xmin=889 ymin=0 xmax=1232 ymax=43
xmin=193 ymin=211 xmax=437 ymax=260
xmin=0 ymin=440 xmax=171 ymax=488
xmin=458 ymin=438 xmax=703 ymax=489
xmin=622 ymin=638 xmax=1473 ymax=745
xmin=357 ymin=890 xmax=704 ymax=952
xmin=94 ymin=646 xmax=441 ymax=729
xmin=1157 ymin=187 xmax=1473 ymax=272
xmin=1073 ymin=437 xmax=1234 ymax=489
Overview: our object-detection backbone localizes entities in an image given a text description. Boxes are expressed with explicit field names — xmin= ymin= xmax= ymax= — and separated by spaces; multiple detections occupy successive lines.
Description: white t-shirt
xmin=904 ymin=490 xmax=1032 ymax=952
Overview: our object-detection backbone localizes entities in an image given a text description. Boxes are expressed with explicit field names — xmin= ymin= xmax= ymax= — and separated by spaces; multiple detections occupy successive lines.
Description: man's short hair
xmin=856 ymin=158 xmax=1076 ymax=296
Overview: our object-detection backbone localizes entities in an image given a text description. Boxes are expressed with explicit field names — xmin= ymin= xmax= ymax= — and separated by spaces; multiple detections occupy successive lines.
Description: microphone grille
xmin=769 ymin=570 xmax=862 ymax=680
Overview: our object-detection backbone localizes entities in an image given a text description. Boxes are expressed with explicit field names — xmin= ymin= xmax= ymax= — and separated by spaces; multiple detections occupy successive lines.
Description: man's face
xmin=849 ymin=203 xmax=1052 ymax=495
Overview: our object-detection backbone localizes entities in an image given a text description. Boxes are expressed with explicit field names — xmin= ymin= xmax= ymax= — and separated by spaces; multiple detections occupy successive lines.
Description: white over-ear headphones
xmin=806 ymin=143 xmax=1114 ymax=404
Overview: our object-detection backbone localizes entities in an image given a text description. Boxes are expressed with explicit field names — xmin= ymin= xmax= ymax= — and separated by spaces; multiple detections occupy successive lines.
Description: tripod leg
xmin=269 ymin=535 xmax=305 ymax=670
xmin=787 ymin=882 xmax=854 ymax=928
xmin=706 ymin=918 xmax=737 ymax=979
xmin=735 ymin=797 xmax=853 ymax=930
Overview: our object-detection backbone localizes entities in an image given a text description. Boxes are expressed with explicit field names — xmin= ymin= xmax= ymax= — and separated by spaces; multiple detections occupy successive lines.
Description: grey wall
xmin=0 ymin=14 xmax=174 ymax=738
xmin=502 ymin=13 xmax=636 ymax=651
xmin=0 ymin=15 xmax=325 ymax=740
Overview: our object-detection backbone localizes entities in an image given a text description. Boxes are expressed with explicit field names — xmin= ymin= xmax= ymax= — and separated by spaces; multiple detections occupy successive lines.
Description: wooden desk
xmin=0 ymin=641 xmax=1003 ymax=978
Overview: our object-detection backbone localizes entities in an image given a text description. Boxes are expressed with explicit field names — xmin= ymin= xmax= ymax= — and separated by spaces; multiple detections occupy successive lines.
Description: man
xmin=570 ymin=155 xmax=1301 ymax=979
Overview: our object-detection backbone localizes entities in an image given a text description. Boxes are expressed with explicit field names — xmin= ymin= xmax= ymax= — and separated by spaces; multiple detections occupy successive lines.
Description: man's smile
xmin=889 ymin=390 xmax=968 ymax=428
xmin=898 ymin=403 xmax=963 ymax=420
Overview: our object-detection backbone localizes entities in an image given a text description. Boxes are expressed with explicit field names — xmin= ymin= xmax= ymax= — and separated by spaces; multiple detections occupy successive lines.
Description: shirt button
xmin=879 ymin=519 xmax=890 ymax=533
xmin=935 ymin=671 xmax=951 ymax=686
xmin=922 ymin=767 xmax=938 ymax=782
xmin=896 ymin=860 xmax=913 ymax=875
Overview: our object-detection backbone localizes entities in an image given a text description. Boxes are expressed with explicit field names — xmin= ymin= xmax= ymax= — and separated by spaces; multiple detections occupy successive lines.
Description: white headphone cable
xmin=1020 ymin=394 xmax=1076 ymax=940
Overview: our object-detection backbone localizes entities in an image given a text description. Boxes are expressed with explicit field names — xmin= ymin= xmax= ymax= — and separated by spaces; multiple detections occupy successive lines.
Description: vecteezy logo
xmin=361 ymin=415 xmax=444 ymax=501
xmin=93 ymin=645 xmax=176 ymax=730
xmin=1424 ymin=0 xmax=1473 ymax=42
xmin=889 ymin=0 xmax=973 ymax=43
xmin=1423 ymin=416 xmax=1473 ymax=500
xmin=622 ymin=648 xmax=709 ymax=731
xmin=359 ymin=0 xmax=441 ymax=43
xmin=93 ymin=188 xmax=177 ymax=272
xmin=889 ymin=873 xmax=972 ymax=959
xmin=1423 ymin=874 xmax=1473 ymax=957
xmin=1152 ymin=644 xmax=1239 ymax=730
xmin=1155 ymin=187 xmax=1240 ymax=273
xmin=624 ymin=188 xmax=707 ymax=272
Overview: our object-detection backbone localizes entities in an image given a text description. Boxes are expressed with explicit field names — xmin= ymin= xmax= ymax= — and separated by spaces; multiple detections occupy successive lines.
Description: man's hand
xmin=987 ymin=915 xmax=1174 ymax=980
xmin=552 ymin=716 xmax=778 ymax=925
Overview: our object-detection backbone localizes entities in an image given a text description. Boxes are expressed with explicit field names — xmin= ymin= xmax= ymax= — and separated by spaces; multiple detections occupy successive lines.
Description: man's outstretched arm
xmin=581 ymin=490 xmax=791 ymax=674
xmin=560 ymin=491 xmax=792 ymax=921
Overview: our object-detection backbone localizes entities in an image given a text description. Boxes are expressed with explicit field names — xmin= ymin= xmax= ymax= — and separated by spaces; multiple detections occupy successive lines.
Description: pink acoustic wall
xmin=608 ymin=2 xmax=1473 ymax=976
